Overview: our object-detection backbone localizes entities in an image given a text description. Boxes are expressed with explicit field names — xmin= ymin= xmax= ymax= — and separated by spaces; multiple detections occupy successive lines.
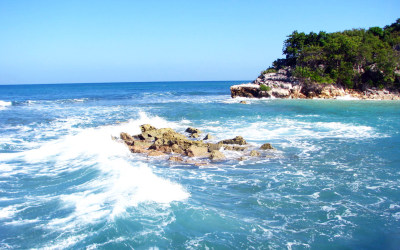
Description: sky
xmin=0 ymin=0 xmax=399 ymax=84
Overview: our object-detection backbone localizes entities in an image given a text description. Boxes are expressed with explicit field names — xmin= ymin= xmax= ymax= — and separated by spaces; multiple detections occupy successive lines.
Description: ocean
xmin=0 ymin=81 xmax=399 ymax=249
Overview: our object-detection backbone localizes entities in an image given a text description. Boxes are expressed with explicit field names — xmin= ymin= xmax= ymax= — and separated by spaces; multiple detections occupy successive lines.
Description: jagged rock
xmin=223 ymin=145 xmax=246 ymax=151
xmin=131 ymin=140 xmax=153 ymax=148
xmin=250 ymin=150 xmax=261 ymax=156
xmin=169 ymin=156 xmax=183 ymax=162
xmin=190 ymin=133 xmax=200 ymax=138
xmin=186 ymin=145 xmax=209 ymax=157
xmin=120 ymin=132 xmax=134 ymax=142
xmin=260 ymin=143 xmax=274 ymax=150
xmin=122 ymin=124 xmax=265 ymax=165
xmin=232 ymin=146 xmax=246 ymax=151
xmin=319 ymin=85 xmax=345 ymax=98
xmin=186 ymin=127 xmax=202 ymax=135
xmin=185 ymin=160 xmax=208 ymax=166
xmin=219 ymin=136 xmax=247 ymax=145
xmin=157 ymin=146 xmax=173 ymax=153
xmin=207 ymin=143 xmax=223 ymax=152
xmin=222 ymin=145 xmax=232 ymax=150
xmin=272 ymin=88 xmax=291 ymax=98
xmin=129 ymin=146 xmax=149 ymax=154
xmin=230 ymin=84 xmax=261 ymax=98
xmin=239 ymin=101 xmax=247 ymax=104
xmin=151 ymin=138 xmax=172 ymax=148
xmin=148 ymin=150 xmax=165 ymax=157
xmin=171 ymin=144 xmax=185 ymax=154
xmin=238 ymin=156 xmax=247 ymax=161
xmin=203 ymin=134 xmax=214 ymax=140
xmin=209 ymin=150 xmax=226 ymax=161
xmin=140 ymin=124 xmax=156 ymax=132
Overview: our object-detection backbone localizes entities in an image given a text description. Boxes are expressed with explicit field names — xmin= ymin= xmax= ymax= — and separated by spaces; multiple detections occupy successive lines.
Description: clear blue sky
xmin=0 ymin=0 xmax=399 ymax=84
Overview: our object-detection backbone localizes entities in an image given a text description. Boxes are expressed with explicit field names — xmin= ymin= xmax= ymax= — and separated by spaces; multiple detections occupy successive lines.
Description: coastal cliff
xmin=231 ymin=18 xmax=400 ymax=100
xmin=231 ymin=68 xmax=400 ymax=100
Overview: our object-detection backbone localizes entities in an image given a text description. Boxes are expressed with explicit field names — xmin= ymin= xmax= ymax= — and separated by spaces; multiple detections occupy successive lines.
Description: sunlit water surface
xmin=0 ymin=82 xmax=399 ymax=249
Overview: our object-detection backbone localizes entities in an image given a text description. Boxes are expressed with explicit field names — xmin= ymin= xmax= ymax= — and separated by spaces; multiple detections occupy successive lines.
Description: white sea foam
xmin=0 ymin=205 xmax=18 ymax=219
xmin=287 ymin=241 xmax=311 ymax=250
xmin=335 ymin=95 xmax=360 ymax=100
xmin=222 ymin=96 xmax=274 ymax=104
xmin=0 ymin=100 xmax=12 ymax=110
xmin=41 ymin=234 xmax=89 ymax=250
xmin=86 ymin=237 xmax=127 ymax=250
xmin=202 ymin=118 xmax=383 ymax=143
xmin=1 ymin=112 xmax=189 ymax=232
xmin=4 ymin=218 xmax=41 ymax=226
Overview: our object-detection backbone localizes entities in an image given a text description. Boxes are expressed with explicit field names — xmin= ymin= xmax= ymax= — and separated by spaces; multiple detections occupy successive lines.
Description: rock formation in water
xmin=119 ymin=124 xmax=275 ymax=165
xmin=231 ymin=68 xmax=400 ymax=100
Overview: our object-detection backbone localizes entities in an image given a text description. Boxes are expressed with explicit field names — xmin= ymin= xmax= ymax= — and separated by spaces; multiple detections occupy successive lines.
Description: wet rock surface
xmin=260 ymin=143 xmax=274 ymax=150
xmin=119 ymin=124 xmax=275 ymax=165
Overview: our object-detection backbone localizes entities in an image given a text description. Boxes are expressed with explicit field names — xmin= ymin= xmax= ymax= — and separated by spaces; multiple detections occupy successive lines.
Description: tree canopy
xmin=271 ymin=19 xmax=400 ymax=89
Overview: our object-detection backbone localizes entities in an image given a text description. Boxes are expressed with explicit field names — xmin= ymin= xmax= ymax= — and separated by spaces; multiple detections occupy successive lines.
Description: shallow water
xmin=0 ymin=81 xmax=399 ymax=249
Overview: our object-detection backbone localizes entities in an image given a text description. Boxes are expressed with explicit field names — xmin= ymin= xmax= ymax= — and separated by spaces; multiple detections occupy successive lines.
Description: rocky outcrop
xmin=250 ymin=150 xmax=261 ymax=157
xmin=260 ymin=143 xmax=274 ymax=150
xmin=203 ymin=134 xmax=214 ymax=140
xmin=119 ymin=124 xmax=275 ymax=165
xmin=231 ymin=68 xmax=400 ymax=100
xmin=210 ymin=150 xmax=226 ymax=161
xmin=218 ymin=136 xmax=247 ymax=145
xmin=186 ymin=127 xmax=202 ymax=138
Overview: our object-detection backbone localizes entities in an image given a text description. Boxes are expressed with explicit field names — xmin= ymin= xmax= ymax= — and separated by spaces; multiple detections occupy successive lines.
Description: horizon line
xmin=0 ymin=79 xmax=252 ymax=86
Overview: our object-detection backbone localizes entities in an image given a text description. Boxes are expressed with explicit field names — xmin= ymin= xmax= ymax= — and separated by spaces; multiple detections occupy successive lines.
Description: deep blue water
xmin=0 ymin=81 xmax=400 ymax=249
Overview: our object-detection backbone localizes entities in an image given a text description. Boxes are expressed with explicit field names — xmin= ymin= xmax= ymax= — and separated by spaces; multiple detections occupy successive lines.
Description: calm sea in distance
xmin=0 ymin=81 xmax=399 ymax=249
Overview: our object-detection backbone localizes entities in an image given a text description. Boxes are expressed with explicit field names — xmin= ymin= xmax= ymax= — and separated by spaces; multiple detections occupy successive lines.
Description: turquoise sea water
xmin=0 ymin=81 xmax=399 ymax=249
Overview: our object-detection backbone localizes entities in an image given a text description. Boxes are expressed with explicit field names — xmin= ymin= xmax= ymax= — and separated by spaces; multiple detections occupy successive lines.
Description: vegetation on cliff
xmin=267 ymin=19 xmax=400 ymax=90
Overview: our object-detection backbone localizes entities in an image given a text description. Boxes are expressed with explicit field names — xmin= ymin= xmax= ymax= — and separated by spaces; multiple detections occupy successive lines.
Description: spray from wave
xmin=0 ymin=100 xmax=12 ymax=110
xmin=0 ymin=112 xmax=189 ymax=248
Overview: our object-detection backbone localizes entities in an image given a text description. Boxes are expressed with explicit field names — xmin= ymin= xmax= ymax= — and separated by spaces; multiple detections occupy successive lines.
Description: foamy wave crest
xmin=0 ymin=100 xmax=12 ymax=110
xmin=202 ymin=118 xmax=383 ymax=142
xmin=335 ymin=95 xmax=360 ymax=100
xmin=222 ymin=96 xmax=273 ymax=104
xmin=0 ymin=112 xmax=189 ymax=232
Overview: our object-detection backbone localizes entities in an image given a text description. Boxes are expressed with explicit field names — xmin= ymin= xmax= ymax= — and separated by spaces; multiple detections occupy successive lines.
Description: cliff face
xmin=231 ymin=69 xmax=400 ymax=100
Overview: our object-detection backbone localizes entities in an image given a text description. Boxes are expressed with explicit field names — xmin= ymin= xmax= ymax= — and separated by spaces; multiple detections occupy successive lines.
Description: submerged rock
xmin=131 ymin=140 xmax=153 ymax=148
xmin=186 ymin=127 xmax=202 ymax=134
xmin=148 ymin=150 xmax=165 ymax=157
xmin=219 ymin=136 xmax=247 ymax=145
xmin=140 ymin=124 xmax=157 ymax=132
xmin=238 ymin=156 xmax=247 ymax=161
xmin=209 ymin=150 xmax=226 ymax=161
xmin=185 ymin=159 xmax=208 ymax=166
xmin=203 ymin=134 xmax=214 ymax=140
xmin=260 ymin=143 xmax=274 ymax=150
xmin=189 ymin=133 xmax=200 ymax=138
xmin=250 ymin=150 xmax=261 ymax=156
xmin=169 ymin=156 xmax=183 ymax=162
xmin=120 ymin=132 xmax=134 ymax=142
xmin=129 ymin=146 xmax=149 ymax=154
xmin=186 ymin=145 xmax=209 ymax=157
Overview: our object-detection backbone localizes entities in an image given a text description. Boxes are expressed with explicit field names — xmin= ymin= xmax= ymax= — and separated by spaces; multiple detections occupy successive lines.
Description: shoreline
xmin=230 ymin=69 xmax=400 ymax=101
